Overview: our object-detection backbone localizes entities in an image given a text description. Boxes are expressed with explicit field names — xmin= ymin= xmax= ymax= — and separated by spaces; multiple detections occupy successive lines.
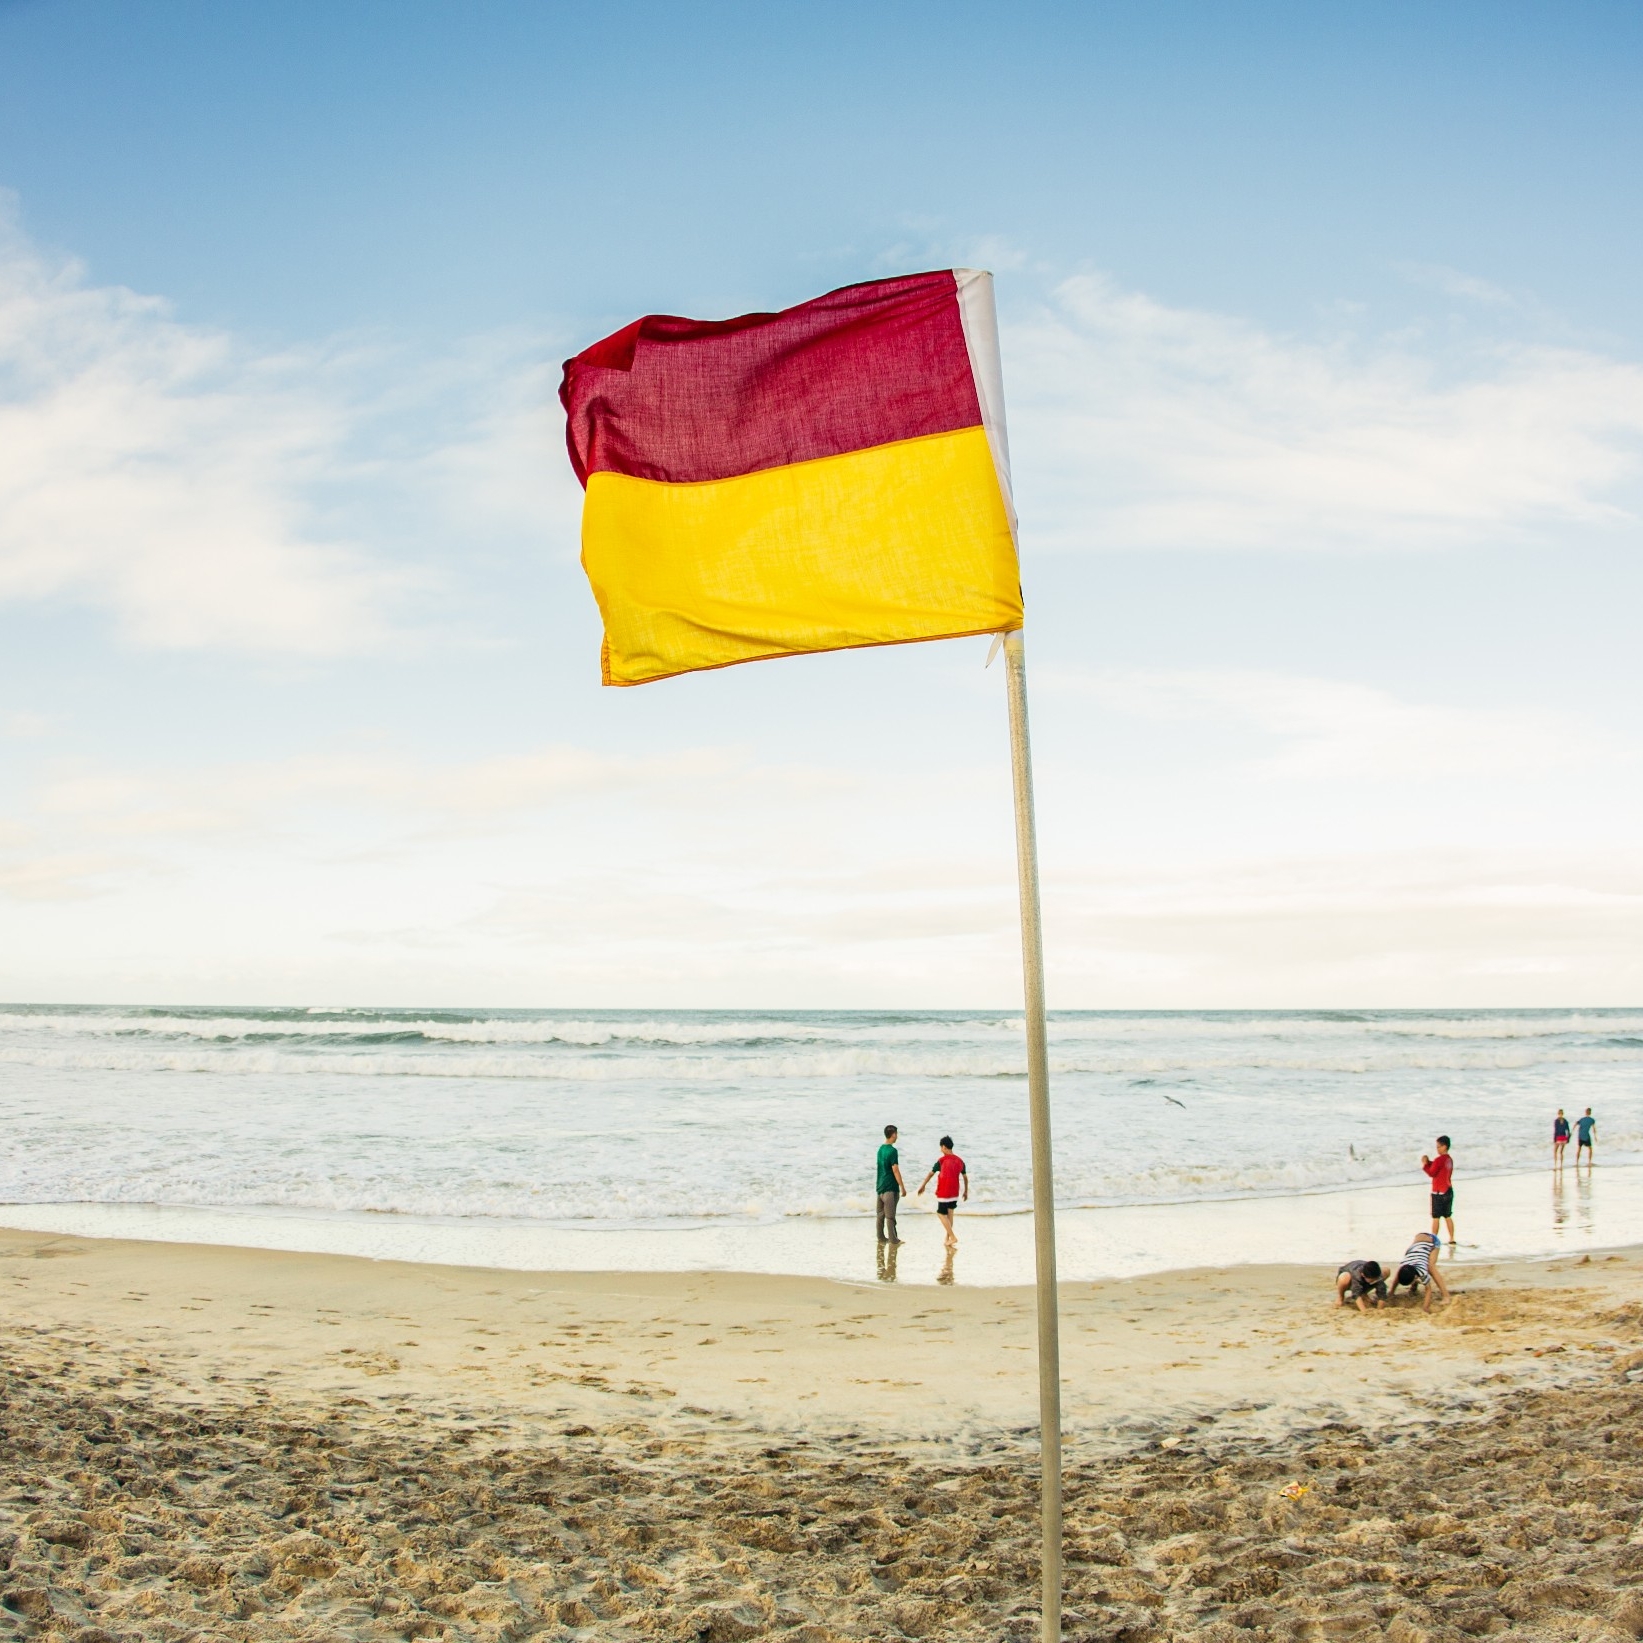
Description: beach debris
xmin=5 ymin=1313 xmax=1643 ymax=1643
xmin=694 ymin=1600 xmax=769 ymax=1641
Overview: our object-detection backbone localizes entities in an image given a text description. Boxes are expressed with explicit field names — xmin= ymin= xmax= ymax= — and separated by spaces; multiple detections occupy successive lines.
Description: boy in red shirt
xmin=1423 ymin=1135 xmax=1455 ymax=1247
xmin=918 ymin=1136 xmax=969 ymax=1249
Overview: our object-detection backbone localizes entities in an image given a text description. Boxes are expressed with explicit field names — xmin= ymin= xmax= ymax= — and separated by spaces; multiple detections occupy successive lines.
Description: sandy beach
xmin=4 ymin=1228 xmax=1643 ymax=1640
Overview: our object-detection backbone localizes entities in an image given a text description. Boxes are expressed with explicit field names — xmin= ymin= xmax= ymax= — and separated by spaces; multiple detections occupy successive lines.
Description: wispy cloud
xmin=18 ymin=204 xmax=1638 ymax=665
xmin=1039 ymin=848 xmax=1643 ymax=1005
xmin=0 ymin=849 xmax=137 ymax=902
xmin=24 ymin=743 xmax=755 ymax=845
xmin=1044 ymin=665 xmax=1627 ymax=780
xmin=1006 ymin=273 xmax=1643 ymax=553
xmin=6 ymin=726 xmax=1641 ymax=1003
xmin=0 ymin=202 xmax=400 ymax=650
xmin=0 ymin=201 xmax=574 ymax=653
xmin=1394 ymin=262 xmax=1516 ymax=307
xmin=1 ymin=710 xmax=52 ymax=739
xmin=0 ymin=742 xmax=755 ymax=903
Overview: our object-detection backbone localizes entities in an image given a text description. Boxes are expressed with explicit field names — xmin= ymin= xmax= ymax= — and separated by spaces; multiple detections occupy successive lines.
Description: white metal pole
xmin=1003 ymin=627 xmax=1062 ymax=1643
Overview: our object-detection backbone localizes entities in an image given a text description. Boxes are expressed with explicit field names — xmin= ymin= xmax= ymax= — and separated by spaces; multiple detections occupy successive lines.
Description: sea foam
xmin=0 ymin=1005 xmax=1636 ymax=1228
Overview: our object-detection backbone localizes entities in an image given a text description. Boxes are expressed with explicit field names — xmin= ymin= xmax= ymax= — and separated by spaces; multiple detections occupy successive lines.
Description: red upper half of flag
xmin=559 ymin=270 xmax=983 ymax=488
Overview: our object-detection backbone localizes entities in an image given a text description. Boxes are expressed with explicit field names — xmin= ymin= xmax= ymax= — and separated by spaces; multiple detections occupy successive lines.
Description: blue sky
xmin=2 ymin=0 xmax=1641 ymax=1005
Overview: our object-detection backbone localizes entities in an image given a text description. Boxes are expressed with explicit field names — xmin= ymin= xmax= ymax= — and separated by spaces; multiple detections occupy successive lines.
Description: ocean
xmin=1 ymin=1005 xmax=1639 ymax=1281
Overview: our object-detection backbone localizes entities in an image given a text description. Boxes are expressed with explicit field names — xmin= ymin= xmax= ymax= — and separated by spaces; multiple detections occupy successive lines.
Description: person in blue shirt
xmin=1576 ymin=1107 xmax=1597 ymax=1164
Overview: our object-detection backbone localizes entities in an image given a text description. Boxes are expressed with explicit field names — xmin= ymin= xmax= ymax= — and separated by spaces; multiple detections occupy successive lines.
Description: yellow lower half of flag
xmin=581 ymin=426 xmax=1023 ymax=685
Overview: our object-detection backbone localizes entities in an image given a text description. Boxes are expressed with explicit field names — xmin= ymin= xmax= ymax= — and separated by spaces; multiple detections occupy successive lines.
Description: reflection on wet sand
xmin=1576 ymin=1161 xmax=1596 ymax=1236
xmin=1550 ymin=1156 xmax=1599 ymax=1240
xmin=876 ymin=1238 xmax=958 ymax=1285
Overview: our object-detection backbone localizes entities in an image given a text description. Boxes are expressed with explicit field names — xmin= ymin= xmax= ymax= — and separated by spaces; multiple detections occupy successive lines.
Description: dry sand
xmin=2 ymin=1227 xmax=1642 ymax=1641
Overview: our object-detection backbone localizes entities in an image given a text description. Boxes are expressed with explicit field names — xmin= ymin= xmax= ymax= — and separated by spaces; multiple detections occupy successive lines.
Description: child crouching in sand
xmin=1334 ymin=1259 xmax=1387 ymax=1312
xmin=1387 ymin=1231 xmax=1449 ymax=1311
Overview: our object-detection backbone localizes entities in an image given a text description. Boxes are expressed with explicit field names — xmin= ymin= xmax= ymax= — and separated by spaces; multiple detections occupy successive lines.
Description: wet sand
xmin=6 ymin=1160 xmax=1639 ymax=1283
xmin=3 ymin=1229 xmax=1643 ymax=1640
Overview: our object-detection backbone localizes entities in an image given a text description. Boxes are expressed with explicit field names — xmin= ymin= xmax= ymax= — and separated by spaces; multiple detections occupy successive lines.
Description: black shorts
xmin=937 ymin=1199 xmax=958 ymax=1214
xmin=1431 ymin=1190 xmax=1453 ymax=1218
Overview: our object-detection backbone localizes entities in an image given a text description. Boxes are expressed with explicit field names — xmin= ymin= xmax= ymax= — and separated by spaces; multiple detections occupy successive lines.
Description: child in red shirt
xmin=1423 ymin=1135 xmax=1455 ymax=1247
xmin=917 ymin=1136 xmax=969 ymax=1248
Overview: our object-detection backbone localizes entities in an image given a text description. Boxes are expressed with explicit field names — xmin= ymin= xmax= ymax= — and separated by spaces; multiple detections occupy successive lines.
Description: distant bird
xmin=1162 ymin=1094 xmax=1186 ymax=1109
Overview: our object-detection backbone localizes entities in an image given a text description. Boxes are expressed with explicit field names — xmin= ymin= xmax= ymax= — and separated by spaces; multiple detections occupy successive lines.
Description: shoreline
xmin=4 ymin=1226 xmax=1643 ymax=1640
xmin=2 ymin=1160 xmax=1639 ymax=1287
xmin=3 ymin=1224 xmax=1640 ymax=1455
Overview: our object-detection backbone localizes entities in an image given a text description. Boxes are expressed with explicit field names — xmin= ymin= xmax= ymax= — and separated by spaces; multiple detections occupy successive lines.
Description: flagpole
xmin=1002 ymin=628 xmax=1062 ymax=1643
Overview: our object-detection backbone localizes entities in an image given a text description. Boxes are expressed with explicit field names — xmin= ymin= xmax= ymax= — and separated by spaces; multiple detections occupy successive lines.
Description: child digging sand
xmin=1388 ymin=1231 xmax=1450 ymax=1312
xmin=1334 ymin=1259 xmax=1387 ymax=1313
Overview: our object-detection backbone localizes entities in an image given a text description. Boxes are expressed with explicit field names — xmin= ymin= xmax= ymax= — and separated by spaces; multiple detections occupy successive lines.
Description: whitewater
xmin=1 ymin=1007 xmax=1638 ymax=1243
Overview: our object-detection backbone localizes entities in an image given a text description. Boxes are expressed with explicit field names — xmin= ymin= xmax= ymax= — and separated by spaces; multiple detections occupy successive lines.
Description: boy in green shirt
xmin=876 ymin=1124 xmax=906 ymax=1244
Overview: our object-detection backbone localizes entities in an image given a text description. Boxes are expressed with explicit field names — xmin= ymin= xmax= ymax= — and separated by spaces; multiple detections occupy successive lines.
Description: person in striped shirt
xmin=1388 ymin=1231 xmax=1450 ymax=1311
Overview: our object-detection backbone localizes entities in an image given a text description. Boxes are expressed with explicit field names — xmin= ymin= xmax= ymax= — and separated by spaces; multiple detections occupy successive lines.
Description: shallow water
xmin=0 ymin=1005 xmax=1636 ymax=1277
xmin=2 ymin=1161 xmax=1634 ymax=1287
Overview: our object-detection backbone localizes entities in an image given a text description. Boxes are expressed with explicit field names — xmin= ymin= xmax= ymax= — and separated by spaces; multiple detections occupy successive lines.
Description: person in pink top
xmin=917 ymin=1136 xmax=969 ymax=1248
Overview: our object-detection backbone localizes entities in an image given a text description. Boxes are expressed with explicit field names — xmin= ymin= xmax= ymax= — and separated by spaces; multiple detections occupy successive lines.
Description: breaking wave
xmin=1 ymin=1005 xmax=1638 ymax=1226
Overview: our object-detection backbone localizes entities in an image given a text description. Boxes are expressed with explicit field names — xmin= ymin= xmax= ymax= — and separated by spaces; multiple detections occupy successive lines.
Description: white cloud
xmin=23 ymin=742 xmax=755 ymax=845
xmin=0 ymin=849 xmax=135 ymax=902
xmin=0 ymin=203 xmax=410 ymax=650
xmin=2 ymin=709 xmax=51 ymax=739
xmin=0 ymin=201 xmax=576 ymax=652
xmin=362 ymin=329 xmax=580 ymax=550
xmin=1046 ymin=665 xmax=1627 ymax=780
xmin=19 ymin=203 xmax=1640 ymax=663
xmin=1038 ymin=848 xmax=1643 ymax=1007
xmin=1394 ymin=262 xmax=1515 ymax=307
xmin=6 ymin=218 xmax=1642 ymax=1004
xmin=0 ymin=742 xmax=760 ymax=907
xmin=5 ymin=724 xmax=1642 ymax=1004
xmin=1006 ymin=273 xmax=1643 ymax=553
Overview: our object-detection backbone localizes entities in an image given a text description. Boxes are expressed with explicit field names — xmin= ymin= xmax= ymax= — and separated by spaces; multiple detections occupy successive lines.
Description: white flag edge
xmin=953 ymin=267 xmax=1017 ymax=540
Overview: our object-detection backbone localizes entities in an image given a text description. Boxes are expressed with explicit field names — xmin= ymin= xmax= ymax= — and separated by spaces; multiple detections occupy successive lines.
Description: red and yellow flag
xmin=560 ymin=269 xmax=1022 ymax=686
